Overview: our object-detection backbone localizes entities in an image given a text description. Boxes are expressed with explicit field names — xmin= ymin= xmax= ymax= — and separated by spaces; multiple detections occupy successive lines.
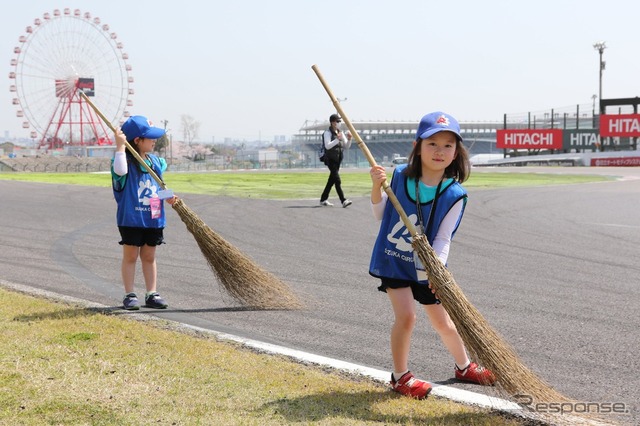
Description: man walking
xmin=320 ymin=114 xmax=352 ymax=207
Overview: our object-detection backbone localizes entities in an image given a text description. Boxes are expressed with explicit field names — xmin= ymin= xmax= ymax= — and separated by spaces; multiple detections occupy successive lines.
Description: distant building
xmin=259 ymin=147 xmax=279 ymax=168
xmin=0 ymin=142 xmax=16 ymax=156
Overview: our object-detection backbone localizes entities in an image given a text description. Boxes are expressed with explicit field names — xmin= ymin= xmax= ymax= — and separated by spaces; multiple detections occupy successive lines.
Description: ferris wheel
xmin=9 ymin=8 xmax=133 ymax=149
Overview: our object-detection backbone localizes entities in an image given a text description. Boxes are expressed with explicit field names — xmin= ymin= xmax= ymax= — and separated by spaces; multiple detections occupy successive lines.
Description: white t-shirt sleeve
xmin=371 ymin=191 xmax=388 ymax=220
xmin=432 ymin=198 xmax=465 ymax=265
xmin=113 ymin=152 xmax=128 ymax=176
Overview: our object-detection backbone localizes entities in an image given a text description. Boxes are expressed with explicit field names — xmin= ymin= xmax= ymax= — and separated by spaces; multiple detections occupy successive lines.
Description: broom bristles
xmin=172 ymin=199 xmax=303 ymax=310
xmin=412 ymin=237 xmax=621 ymax=425
xmin=412 ymin=234 xmax=568 ymax=404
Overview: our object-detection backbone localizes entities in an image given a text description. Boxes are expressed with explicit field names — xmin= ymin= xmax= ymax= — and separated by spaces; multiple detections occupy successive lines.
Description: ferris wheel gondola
xmin=8 ymin=8 xmax=133 ymax=150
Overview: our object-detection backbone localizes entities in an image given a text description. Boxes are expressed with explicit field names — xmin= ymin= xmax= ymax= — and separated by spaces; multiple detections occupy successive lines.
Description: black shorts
xmin=118 ymin=226 xmax=165 ymax=247
xmin=378 ymin=277 xmax=440 ymax=305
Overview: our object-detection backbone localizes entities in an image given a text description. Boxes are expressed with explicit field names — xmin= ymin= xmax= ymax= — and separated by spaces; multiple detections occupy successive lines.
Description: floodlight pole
xmin=593 ymin=41 xmax=606 ymax=114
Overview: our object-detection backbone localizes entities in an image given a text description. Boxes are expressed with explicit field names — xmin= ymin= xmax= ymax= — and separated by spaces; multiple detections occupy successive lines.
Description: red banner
xmin=599 ymin=114 xmax=640 ymax=137
xmin=496 ymin=129 xmax=563 ymax=149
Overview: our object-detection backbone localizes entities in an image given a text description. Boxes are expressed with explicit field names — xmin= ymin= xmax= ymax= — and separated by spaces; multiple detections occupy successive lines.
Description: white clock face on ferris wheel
xmin=9 ymin=8 xmax=133 ymax=147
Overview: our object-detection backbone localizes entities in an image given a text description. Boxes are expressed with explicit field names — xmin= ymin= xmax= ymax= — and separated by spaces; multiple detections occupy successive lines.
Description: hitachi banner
xmin=564 ymin=129 xmax=599 ymax=149
xmin=563 ymin=130 xmax=625 ymax=150
xmin=599 ymin=114 xmax=640 ymax=137
xmin=496 ymin=129 xmax=563 ymax=149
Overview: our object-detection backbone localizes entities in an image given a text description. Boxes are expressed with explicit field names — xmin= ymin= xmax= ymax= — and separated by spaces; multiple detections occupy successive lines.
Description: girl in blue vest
xmin=369 ymin=111 xmax=495 ymax=399
xmin=112 ymin=116 xmax=177 ymax=311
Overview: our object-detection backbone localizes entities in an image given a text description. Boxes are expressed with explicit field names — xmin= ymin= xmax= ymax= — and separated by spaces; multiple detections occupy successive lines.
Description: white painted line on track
xmin=186 ymin=323 xmax=521 ymax=411
xmin=180 ymin=324 xmax=622 ymax=425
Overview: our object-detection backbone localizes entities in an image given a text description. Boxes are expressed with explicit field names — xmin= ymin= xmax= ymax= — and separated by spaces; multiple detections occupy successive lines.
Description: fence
xmin=503 ymin=103 xmax=598 ymax=130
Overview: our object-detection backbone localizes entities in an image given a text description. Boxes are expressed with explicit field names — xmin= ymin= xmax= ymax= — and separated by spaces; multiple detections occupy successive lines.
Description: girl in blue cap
xmin=369 ymin=111 xmax=495 ymax=399
xmin=111 ymin=115 xmax=177 ymax=310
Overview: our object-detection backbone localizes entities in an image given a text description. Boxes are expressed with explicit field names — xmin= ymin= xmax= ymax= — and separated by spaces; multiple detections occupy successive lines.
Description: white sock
xmin=456 ymin=361 xmax=471 ymax=371
xmin=393 ymin=370 xmax=409 ymax=381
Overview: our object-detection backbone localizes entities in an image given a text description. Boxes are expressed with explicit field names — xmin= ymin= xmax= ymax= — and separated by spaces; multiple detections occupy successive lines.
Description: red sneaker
xmin=391 ymin=371 xmax=432 ymax=399
xmin=455 ymin=362 xmax=496 ymax=385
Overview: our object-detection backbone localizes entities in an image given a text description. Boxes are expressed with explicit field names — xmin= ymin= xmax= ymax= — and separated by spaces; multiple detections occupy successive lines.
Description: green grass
xmin=0 ymin=170 xmax=611 ymax=199
xmin=0 ymin=288 xmax=526 ymax=425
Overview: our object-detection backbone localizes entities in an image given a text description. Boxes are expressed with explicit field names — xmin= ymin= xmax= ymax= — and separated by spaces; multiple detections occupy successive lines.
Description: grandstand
xmin=293 ymin=119 xmax=505 ymax=167
xmin=293 ymin=107 xmax=606 ymax=167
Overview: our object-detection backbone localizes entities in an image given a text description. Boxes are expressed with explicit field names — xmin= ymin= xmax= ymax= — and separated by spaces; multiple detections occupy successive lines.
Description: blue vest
xmin=369 ymin=164 xmax=467 ymax=282
xmin=111 ymin=153 xmax=167 ymax=228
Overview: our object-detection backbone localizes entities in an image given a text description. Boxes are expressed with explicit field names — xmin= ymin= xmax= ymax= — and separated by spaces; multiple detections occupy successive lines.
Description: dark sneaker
xmin=391 ymin=371 xmax=432 ymax=399
xmin=455 ymin=362 xmax=496 ymax=385
xmin=342 ymin=199 xmax=352 ymax=208
xmin=145 ymin=292 xmax=168 ymax=309
xmin=123 ymin=293 xmax=140 ymax=310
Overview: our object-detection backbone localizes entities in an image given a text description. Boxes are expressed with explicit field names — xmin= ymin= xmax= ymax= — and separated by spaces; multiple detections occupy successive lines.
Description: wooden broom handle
xmin=79 ymin=91 xmax=167 ymax=190
xmin=311 ymin=64 xmax=418 ymax=237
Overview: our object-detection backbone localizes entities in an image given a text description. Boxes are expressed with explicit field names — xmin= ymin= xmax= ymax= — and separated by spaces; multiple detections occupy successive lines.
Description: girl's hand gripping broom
xmin=80 ymin=91 xmax=302 ymax=310
xmin=311 ymin=65 xmax=573 ymax=406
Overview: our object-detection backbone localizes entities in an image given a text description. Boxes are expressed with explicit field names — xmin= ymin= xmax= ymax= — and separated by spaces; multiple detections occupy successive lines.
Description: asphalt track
xmin=0 ymin=166 xmax=638 ymax=425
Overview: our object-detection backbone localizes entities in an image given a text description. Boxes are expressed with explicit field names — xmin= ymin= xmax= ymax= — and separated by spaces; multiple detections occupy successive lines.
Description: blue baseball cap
xmin=416 ymin=112 xmax=462 ymax=142
xmin=121 ymin=115 xmax=165 ymax=141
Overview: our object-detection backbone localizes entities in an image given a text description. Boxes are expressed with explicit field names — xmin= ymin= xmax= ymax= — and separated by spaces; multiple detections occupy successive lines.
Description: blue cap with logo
xmin=121 ymin=115 xmax=165 ymax=141
xmin=416 ymin=112 xmax=462 ymax=142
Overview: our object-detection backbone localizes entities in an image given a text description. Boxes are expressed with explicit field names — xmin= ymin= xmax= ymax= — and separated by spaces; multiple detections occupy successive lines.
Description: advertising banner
xmin=599 ymin=114 xmax=640 ymax=137
xmin=590 ymin=157 xmax=640 ymax=167
xmin=496 ymin=129 xmax=563 ymax=149
xmin=563 ymin=129 xmax=599 ymax=150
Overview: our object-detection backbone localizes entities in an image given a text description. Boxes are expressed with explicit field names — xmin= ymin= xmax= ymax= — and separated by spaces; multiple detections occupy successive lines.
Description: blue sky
xmin=2 ymin=0 xmax=639 ymax=143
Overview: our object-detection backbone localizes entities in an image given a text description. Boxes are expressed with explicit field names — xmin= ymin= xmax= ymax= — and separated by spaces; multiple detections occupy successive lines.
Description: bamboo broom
xmin=311 ymin=65 xmax=572 ymax=406
xmin=80 ymin=91 xmax=302 ymax=310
